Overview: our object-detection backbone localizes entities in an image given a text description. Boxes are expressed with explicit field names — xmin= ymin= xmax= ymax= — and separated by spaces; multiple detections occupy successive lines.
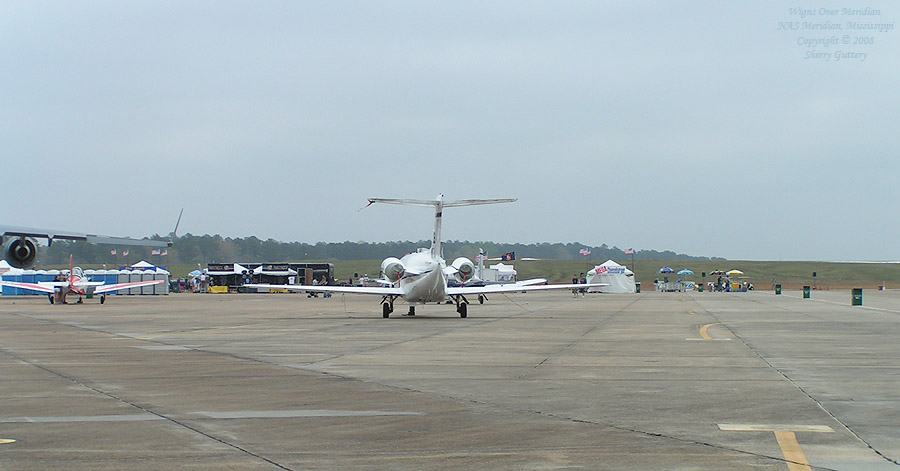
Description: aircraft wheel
xmin=458 ymin=303 xmax=467 ymax=318
xmin=408 ymin=305 xmax=415 ymax=316
xmin=100 ymin=295 xmax=106 ymax=305
xmin=478 ymin=295 xmax=484 ymax=304
xmin=382 ymin=303 xmax=390 ymax=318
xmin=48 ymin=294 xmax=54 ymax=305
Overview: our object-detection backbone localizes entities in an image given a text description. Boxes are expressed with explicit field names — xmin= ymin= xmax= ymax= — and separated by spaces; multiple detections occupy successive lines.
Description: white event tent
xmin=586 ymin=260 xmax=636 ymax=293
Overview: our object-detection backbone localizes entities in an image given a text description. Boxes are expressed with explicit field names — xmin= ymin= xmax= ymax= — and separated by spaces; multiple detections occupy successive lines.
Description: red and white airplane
xmin=247 ymin=195 xmax=603 ymax=318
xmin=0 ymin=256 xmax=164 ymax=304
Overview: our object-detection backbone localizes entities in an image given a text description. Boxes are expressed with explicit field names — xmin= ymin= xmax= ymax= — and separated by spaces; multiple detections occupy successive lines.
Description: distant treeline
xmin=37 ymin=234 xmax=723 ymax=266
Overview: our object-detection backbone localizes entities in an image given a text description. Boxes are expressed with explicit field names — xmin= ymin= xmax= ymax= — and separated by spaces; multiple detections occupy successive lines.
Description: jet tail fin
xmin=365 ymin=195 xmax=516 ymax=261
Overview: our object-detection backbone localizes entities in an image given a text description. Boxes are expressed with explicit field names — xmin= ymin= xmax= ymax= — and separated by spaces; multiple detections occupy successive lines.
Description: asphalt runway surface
xmin=1 ymin=289 xmax=898 ymax=470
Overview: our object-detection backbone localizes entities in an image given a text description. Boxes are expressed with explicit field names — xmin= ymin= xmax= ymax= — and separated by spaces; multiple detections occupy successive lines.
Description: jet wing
xmin=0 ymin=225 xmax=169 ymax=247
xmin=514 ymin=278 xmax=548 ymax=286
xmin=447 ymin=282 xmax=606 ymax=296
xmin=0 ymin=281 xmax=56 ymax=294
xmin=245 ymin=283 xmax=404 ymax=296
xmin=93 ymin=280 xmax=164 ymax=294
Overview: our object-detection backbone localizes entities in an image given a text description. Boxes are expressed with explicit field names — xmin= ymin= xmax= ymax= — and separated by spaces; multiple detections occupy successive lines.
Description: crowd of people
xmin=707 ymin=276 xmax=753 ymax=292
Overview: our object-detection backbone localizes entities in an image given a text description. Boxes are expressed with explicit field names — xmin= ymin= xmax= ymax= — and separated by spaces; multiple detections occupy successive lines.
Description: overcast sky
xmin=2 ymin=1 xmax=898 ymax=261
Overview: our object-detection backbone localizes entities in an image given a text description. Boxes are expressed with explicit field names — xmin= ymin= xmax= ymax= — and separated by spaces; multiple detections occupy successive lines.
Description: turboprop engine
xmin=380 ymin=257 xmax=405 ymax=283
xmin=3 ymin=237 xmax=38 ymax=268
xmin=451 ymin=257 xmax=476 ymax=283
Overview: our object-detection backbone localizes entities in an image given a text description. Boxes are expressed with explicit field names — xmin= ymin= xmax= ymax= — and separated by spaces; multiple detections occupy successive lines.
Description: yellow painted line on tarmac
xmin=775 ymin=430 xmax=812 ymax=471
xmin=0 ymin=439 xmax=17 ymax=444
xmin=686 ymin=309 xmax=696 ymax=315
xmin=699 ymin=323 xmax=724 ymax=340
xmin=718 ymin=424 xmax=833 ymax=471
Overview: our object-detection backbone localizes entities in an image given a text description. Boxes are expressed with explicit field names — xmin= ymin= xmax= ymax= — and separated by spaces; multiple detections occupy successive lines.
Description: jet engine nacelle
xmin=451 ymin=257 xmax=476 ymax=283
xmin=3 ymin=237 xmax=38 ymax=269
xmin=381 ymin=257 xmax=405 ymax=283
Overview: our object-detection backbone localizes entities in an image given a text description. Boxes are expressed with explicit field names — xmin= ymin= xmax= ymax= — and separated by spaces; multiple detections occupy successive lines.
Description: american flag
xmin=151 ymin=249 xmax=160 ymax=255
xmin=624 ymin=248 xmax=634 ymax=255
xmin=110 ymin=249 xmax=116 ymax=255
xmin=160 ymin=249 xmax=167 ymax=256
xmin=122 ymin=250 xmax=129 ymax=256
xmin=579 ymin=248 xmax=591 ymax=256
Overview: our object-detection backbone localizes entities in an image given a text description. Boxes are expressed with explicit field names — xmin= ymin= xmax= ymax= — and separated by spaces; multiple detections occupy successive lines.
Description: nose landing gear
xmin=457 ymin=302 xmax=467 ymax=318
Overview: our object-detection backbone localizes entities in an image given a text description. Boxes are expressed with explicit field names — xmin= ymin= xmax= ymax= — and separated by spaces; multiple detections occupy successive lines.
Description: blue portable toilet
xmin=1 ymin=272 xmax=17 ymax=296
xmin=21 ymin=270 xmax=38 ymax=295
xmin=106 ymin=270 xmax=119 ymax=295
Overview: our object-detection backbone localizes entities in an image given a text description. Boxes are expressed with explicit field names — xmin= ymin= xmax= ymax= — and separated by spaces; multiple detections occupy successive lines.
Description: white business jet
xmin=247 ymin=195 xmax=602 ymax=318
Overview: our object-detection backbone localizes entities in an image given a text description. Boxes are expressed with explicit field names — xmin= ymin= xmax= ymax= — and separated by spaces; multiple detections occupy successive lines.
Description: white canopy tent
xmin=488 ymin=262 xmax=516 ymax=282
xmin=587 ymin=260 xmax=636 ymax=293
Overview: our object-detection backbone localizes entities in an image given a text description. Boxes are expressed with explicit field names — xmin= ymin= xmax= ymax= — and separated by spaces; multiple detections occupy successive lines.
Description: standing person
xmin=309 ymin=276 xmax=319 ymax=298
xmin=321 ymin=275 xmax=332 ymax=298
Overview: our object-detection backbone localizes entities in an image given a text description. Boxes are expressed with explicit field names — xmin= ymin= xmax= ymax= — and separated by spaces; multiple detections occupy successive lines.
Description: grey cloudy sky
xmin=2 ymin=1 xmax=898 ymax=261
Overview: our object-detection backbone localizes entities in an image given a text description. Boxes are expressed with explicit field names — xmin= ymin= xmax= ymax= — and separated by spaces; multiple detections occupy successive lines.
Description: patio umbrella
xmin=726 ymin=269 xmax=744 ymax=276
xmin=658 ymin=266 xmax=674 ymax=274
xmin=677 ymin=269 xmax=694 ymax=275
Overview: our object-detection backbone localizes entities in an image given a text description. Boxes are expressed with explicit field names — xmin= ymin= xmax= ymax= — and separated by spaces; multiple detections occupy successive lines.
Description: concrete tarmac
xmin=0 ymin=289 xmax=898 ymax=470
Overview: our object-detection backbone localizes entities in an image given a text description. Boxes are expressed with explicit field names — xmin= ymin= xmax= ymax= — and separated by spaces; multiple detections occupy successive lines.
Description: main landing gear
xmin=381 ymin=296 xmax=395 ymax=318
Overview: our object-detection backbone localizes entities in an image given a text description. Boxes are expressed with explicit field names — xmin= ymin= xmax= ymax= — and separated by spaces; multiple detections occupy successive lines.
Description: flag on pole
xmin=151 ymin=249 xmax=160 ymax=255
xmin=110 ymin=249 xmax=116 ymax=255
xmin=160 ymin=249 xmax=167 ymax=256
xmin=624 ymin=248 xmax=634 ymax=255
xmin=122 ymin=250 xmax=129 ymax=256
xmin=579 ymin=248 xmax=591 ymax=256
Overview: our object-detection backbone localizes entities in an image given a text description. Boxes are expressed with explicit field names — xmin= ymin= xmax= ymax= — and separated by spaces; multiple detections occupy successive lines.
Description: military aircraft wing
xmin=0 ymin=225 xmax=169 ymax=247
